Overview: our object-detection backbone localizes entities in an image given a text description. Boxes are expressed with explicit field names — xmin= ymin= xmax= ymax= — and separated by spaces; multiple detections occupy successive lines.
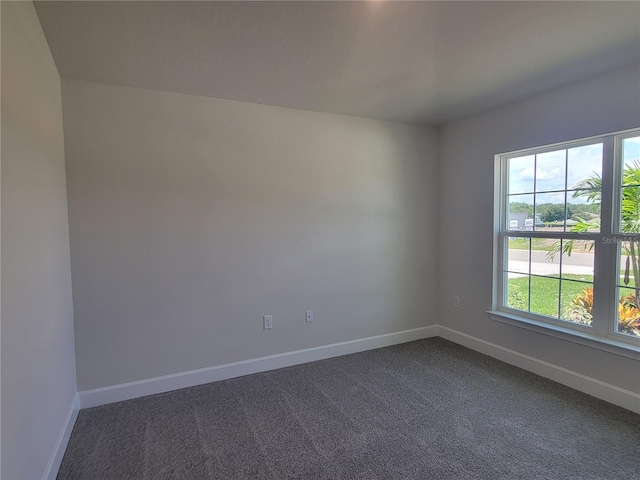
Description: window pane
xmin=619 ymin=137 xmax=640 ymax=234
xmin=622 ymin=136 xmax=640 ymax=176
xmin=560 ymin=280 xmax=593 ymax=326
xmin=567 ymin=143 xmax=602 ymax=191
xmin=561 ymin=239 xmax=595 ymax=281
xmin=535 ymin=149 xmax=566 ymax=192
xmin=508 ymin=194 xmax=533 ymax=230
xmin=506 ymin=273 xmax=529 ymax=312
xmin=617 ymin=240 xmax=640 ymax=337
xmin=535 ymin=192 xmax=565 ymax=231
xmin=508 ymin=155 xmax=535 ymax=194
xmin=507 ymin=237 xmax=530 ymax=274
xmin=617 ymin=287 xmax=640 ymax=337
xmin=567 ymin=192 xmax=600 ymax=233
xmin=530 ymin=275 xmax=559 ymax=318
xmin=563 ymin=143 xmax=603 ymax=234
xmin=618 ymin=240 xmax=638 ymax=288
xmin=619 ymin=186 xmax=640 ymax=233
xmin=530 ymin=239 xmax=560 ymax=277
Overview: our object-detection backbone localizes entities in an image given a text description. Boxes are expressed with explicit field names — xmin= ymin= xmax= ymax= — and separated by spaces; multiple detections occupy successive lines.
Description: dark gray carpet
xmin=57 ymin=338 xmax=640 ymax=480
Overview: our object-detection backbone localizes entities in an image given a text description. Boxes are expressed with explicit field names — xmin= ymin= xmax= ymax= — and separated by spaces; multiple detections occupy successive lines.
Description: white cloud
xmin=518 ymin=166 xmax=535 ymax=181
xmin=536 ymin=167 xmax=562 ymax=181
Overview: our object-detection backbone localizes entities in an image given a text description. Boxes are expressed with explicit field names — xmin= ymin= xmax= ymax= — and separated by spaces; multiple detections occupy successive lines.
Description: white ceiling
xmin=34 ymin=1 xmax=640 ymax=126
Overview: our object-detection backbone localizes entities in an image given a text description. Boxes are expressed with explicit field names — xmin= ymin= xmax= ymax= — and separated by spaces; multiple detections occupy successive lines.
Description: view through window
xmin=495 ymin=129 xmax=640 ymax=345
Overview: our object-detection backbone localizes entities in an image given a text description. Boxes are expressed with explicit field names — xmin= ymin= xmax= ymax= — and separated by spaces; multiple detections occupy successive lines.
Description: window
xmin=493 ymin=128 xmax=640 ymax=352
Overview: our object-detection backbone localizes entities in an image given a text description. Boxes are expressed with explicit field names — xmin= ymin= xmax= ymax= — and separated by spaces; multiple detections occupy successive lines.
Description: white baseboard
xmin=43 ymin=393 xmax=79 ymax=480
xmin=79 ymin=325 xmax=438 ymax=409
xmin=77 ymin=324 xmax=639 ymax=415
xmin=437 ymin=326 xmax=640 ymax=414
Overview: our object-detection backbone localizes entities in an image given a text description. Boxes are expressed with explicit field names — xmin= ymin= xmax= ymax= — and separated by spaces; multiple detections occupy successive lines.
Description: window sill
xmin=488 ymin=310 xmax=640 ymax=360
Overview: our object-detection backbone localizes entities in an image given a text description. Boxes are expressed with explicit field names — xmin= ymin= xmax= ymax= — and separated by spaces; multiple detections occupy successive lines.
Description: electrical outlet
xmin=453 ymin=296 xmax=460 ymax=308
xmin=263 ymin=315 xmax=273 ymax=330
xmin=306 ymin=310 xmax=313 ymax=322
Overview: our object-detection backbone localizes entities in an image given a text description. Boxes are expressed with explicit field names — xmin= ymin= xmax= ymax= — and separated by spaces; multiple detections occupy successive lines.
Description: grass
xmin=508 ymin=274 xmax=640 ymax=336
xmin=507 ymin=274 xmax=592 ymax=319
xmin=508 ymin=237 xmax=552 ymax=251
xmin=508 ymin=237 xmax=595 ymax=253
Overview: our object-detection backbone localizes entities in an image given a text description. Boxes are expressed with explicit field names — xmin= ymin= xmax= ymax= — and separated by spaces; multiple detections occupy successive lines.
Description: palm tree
xmin=551 ymin=160 xmax=640 ymax=336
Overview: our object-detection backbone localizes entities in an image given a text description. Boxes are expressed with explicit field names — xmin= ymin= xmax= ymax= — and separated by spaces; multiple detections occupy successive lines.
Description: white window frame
xmin=491 ymin=128 xmax=640 ymax=359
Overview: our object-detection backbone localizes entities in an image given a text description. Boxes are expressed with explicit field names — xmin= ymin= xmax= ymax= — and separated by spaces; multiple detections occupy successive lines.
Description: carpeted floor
xmin=57 ymin=338 xmax=640 ymax=479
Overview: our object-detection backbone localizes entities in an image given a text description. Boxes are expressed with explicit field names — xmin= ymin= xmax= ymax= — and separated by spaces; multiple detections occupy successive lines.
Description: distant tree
xmin=569 ymin=203 xmax=598 ymax=220
xmin=509 ymin=202 xmax=533 ymax=215
xmin=541 ymin=204 xmax=567 ymax=223
xmin=535 ymin=203 xmax=551 ymax=220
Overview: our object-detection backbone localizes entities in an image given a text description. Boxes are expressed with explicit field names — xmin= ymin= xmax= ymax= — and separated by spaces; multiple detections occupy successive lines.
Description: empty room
xmin=2 ymin=1 xmax=640 ymax=479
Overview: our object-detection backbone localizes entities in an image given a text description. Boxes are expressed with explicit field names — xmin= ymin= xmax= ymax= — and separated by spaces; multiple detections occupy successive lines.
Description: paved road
xmin=507 ymin=250 xmax=594 ymax=278
xmin=509 ymin=249 xmax=594 ymax=266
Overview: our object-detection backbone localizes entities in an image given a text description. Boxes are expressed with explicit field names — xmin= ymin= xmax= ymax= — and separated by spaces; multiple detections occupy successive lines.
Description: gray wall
xmin=61 ymin=80 xmax=438 ymax=391
xmin=1 ymin=2 xmax=77 ymax=479
xmin=437 ymin=65 xmax=640 ymax=393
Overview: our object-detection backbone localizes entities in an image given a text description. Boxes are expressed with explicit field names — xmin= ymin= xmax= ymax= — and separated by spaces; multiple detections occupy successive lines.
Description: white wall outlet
xmin=263 ymin=315 xmax=273 ymax=330
xmin=306 ymin=310 xmax=313 ymax=322
xmin=453 ymin=296 xmax=460 ymax=308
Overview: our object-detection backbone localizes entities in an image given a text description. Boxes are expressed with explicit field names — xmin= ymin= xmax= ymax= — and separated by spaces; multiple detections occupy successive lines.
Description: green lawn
xmin=508 ymin=237 xmax=552 ymax=251
xmin=508 ymin=274 xmax=640 ymax=336
xmin=507 ymin=274 xmax=592 ymax=319
xmin=508 ymin=237 xmax=595 ymax=254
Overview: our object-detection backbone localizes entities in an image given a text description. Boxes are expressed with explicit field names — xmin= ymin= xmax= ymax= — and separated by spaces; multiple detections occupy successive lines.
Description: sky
xmin=508 ymin=136 xmax=640 ymax=205
xmin=624 ymin=135 xmax=640 ymax=165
